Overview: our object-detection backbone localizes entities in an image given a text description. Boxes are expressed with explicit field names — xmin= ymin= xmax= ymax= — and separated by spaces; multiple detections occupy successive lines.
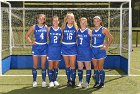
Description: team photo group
xmin=25 ymin=12 xmax=113 ymax=89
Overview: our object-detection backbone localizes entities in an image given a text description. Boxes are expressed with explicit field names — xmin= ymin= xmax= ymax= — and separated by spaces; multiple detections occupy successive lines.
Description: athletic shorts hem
xmin=92 ymin=56 xmax=107 ymax=60
xmin=62 ymin=54 xmax=77 ymax=56
xmin=77 ymin=61 xmax=91 ymax=62
xmin=48 ymin=60 xmax=61 ymax=61
xmin=33 ymin=55 xmax=47 ymax=56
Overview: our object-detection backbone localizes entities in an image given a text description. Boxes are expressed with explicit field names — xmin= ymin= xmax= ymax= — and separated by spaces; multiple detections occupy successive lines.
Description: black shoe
xmin=67 ymin=80 xmax=72 ymax=87
xmin=93 ymin=83 xmax=100 ymax=88
xmin=98 ymin=83 xmax=104 ymax=88
xmin=71 ymin=81 xmax=76 ymax=87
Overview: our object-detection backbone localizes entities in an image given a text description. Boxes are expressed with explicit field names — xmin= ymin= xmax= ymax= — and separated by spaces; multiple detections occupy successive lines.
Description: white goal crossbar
xmin=0 ymin=0 xmax=132 ymax=77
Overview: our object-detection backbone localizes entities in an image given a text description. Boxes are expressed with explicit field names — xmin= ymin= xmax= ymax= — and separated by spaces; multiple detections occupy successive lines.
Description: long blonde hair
xmin=61 ymin=12 xmax=77 ymax=30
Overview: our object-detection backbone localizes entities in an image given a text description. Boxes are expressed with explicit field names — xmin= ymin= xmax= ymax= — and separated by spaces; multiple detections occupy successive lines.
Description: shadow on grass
xmin=0 ymin=85 xmax=99 ymax=94
xmin=0 ymin=76 xmax=125 ymax=94
xmin=105 ymin=69 xmax=127 ymax=75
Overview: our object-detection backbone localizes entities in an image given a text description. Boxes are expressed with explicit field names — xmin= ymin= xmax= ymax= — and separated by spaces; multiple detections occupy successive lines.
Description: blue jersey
xmin=92 ymin=26 xmax=105 ymax=46
xmin=77 ymin=28 xmax=91 ymax=47
xmin=34 ymin=24 xmax=47 ymax=43
xmin=62 ymin=25 xmax=77 ymax=43
xmin=48 ymin=26 xmax=62 ymax=46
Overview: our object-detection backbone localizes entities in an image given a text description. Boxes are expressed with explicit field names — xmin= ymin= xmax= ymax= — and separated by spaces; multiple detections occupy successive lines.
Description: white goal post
xmin=0 ymin=0 xmax=132 ymax=76
xmin=0 ymin=1 xmax=12 ymax=76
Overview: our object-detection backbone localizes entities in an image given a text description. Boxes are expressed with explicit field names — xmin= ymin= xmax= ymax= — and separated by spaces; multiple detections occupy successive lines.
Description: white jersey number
xmin=94 ymin=37 xmax=96 ymax=44
xmin=67 ymin=33 xmax=73 ymax=40
xmin=40 ymin=33 xmax=44 ymax=40
xmin=79 ymin=38 xmax=83 ymax=45
xmin=54 ymin=36 xmax=58 ymax=43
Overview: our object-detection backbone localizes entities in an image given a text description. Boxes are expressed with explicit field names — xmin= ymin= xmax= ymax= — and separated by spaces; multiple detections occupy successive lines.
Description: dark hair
xmin=93 ymin=16 xmax=103 ymax=26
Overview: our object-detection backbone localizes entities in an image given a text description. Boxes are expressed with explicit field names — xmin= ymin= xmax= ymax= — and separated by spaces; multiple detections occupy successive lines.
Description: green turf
xmin=0 ymin=48 xmax=140 ymax=94
xmin=132 ymin=32 xmax=140 ymax=46
xmin=130 ymin=47 xmax=140 ymax=75
xmin=1 ymin=31 xmax=140 ymax=94
xmin=3 ymin=69 xmax=126 ymax=75
xmin=0 ymin=75 xmax=140 ymax=94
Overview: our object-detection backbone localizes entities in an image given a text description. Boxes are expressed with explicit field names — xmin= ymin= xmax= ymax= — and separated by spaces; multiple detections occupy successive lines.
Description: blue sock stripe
xmin=71 ymin=69 xmax=76 ymax=81
xmin=54 ymin=68 xmax=58 ymax=81
xmin=86 ymin=70 xmax=91 ymax=83
xmin=32 ymin=68 xmax=37 ymax=82
xmin=66 ymin=68 xmax=71 ymax=81
xmin=94 ymin=70 xmax=100 ymax=84
xmin=78 ymin=69 xmax=83 ymax=82
xmin=48 ymin=69 xmax=53 ymax=82
xmin=100 ymin=70 xmax=105 ymax=83
xmin=42 ymin=69 xmax=46 ymax=81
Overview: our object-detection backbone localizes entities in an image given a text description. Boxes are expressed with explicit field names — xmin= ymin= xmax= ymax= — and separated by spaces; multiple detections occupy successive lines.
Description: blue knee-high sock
xmin=42 ymin=68 xmax=46 ymax=82
xmin=71 ymin=69 xmax=76 ymax=81
xmin=99 ymin=70 xmax=105 ymax=84
xmin=52 ymin=70 xmax=54 ymax=81
xmin=66 ymin=67 xmax=71 ymax=81
xmin=86 ymin=70 xmax=91 ymax=84
xmin=54 ymin=68 xmax=58 ymax=81
xmin=48 ymin=69 xmax=53 ymax=82
xmin=94 ymin=70 xmax=100 ymax=84
xmin=32 ymin=68 xmax=37 ymax=82
xmin=78 ymin=69 xmax=83 ymax=82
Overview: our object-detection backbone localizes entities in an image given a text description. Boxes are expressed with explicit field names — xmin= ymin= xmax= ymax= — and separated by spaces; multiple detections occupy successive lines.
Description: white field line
xmin=131 ymin=68 xmax=140 ymax=71
xmin=2 ymin=74 xmax=140 ymax=77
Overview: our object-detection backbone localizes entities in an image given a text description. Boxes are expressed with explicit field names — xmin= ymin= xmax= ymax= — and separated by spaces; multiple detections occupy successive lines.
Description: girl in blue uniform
xmin=61 ymin=12 xmax=78 ymax=87
xmin=47 ymin=16 xmax=62 ymax=87
xmin=92 ymin=16 xmax=113 ymax=88
xmin=25 ymin=14 xmax=48 ymax=87
xmin=77 ymin=17 xmax=92 ymax=88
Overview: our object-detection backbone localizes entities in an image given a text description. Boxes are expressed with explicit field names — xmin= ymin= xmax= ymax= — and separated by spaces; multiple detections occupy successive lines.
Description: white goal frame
xmin=0 ymin=0 xmax=132 ymax=76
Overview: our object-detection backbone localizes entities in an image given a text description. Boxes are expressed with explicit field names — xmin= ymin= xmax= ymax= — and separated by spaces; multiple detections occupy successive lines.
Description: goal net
xmin=12 ymin=9 xmax=125 ymax=54
xmin=0 ymin=1 xmax=132 ymax=76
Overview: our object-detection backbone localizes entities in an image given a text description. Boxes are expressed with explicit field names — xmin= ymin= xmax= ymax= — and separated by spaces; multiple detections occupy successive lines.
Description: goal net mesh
xmin=11 ymin=8 xmax=127 ymax=56
xmin=1 ymin=2 xmax=131 ymax=76
xmin=1 ymin=3 xmax=10 ymax=59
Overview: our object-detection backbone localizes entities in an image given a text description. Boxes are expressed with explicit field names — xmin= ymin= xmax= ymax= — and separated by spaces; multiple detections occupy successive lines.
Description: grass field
xmin=1 ymin=3 xmax=140 ymax=94
xmin=1 ymin=30 xmax=140 ymax=94
xmin=0 ymin=71 xmax=140 ymax=94
xmin=0 ymin=47 xmax=140 ymax=94
xmin=130 ymin=47 xmax=140 ymax=75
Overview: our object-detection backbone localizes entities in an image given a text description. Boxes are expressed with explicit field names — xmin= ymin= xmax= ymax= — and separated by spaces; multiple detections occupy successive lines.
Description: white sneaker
xmin=49 ymin=82 xmax=54 ymax=87
xmin=82 ymin=82 xmax=89 ymax=88
xmin=54 ymin=81 xmax=59 ymax=86
xmin=77 ymin=81 xmax=83 ymax=87
xmin=33 ymin=81 xmax=37 ymax=87
xmin=42 ymin=81 xmax=46 ymax=87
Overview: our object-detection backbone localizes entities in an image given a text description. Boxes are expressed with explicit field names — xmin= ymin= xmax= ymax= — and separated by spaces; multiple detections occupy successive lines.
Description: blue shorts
xmin=61 ymin=44 xmax=77 ymax=55
xmin=32 ymin=44 xmax=48 ymax=56
xmin=48 ymin=44 xmax=61 ymax=61
xmin=77 ymin=47 xmax=92 ymax=62
xmin=92 ymin=47 xmax=106 ymax=60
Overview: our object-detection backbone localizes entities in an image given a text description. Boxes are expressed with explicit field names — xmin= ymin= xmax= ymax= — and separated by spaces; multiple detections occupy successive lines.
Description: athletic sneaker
xmin=71 ymin=81 xmax=76 ymax=87
xmin=49 ymin=82 xmax=54 ymax=87
xmin=42 ymin=81 xmax=46 ymax=87
xmin=82 ymin=82 xmax=89 ymax=88
xmin=67 ymin=80 xmax=72 ymax=86
xmin=98 ymin=83 xmax=105 ymax=88
xmin=76 ymin=81 xmax=83 ymax=87
xmin=33 ymin=81 xmax=37 ymax=87
xmin=93 ymin=83 xmax=100 ymax=88
xmin=54 ymin=81 xmax=59 ymax=86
